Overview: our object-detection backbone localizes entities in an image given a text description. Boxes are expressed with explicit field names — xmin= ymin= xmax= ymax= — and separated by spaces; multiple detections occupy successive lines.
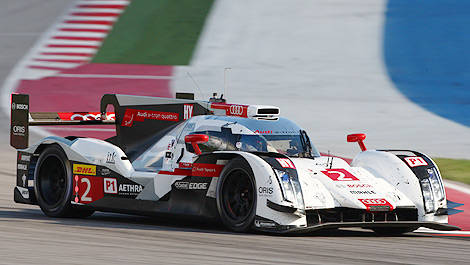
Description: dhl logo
xmin=73 ymin=164 xmax=96 ymax=176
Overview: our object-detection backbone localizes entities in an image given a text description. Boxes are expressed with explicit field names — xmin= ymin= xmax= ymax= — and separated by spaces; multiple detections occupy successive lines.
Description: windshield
xmin=186 ymin=116 xmax=320 ymax=158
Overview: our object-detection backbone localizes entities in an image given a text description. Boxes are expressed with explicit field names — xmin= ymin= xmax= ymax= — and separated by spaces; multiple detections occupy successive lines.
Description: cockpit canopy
xmin=185 ymin=115 xmax=320 ymax=158
xmin=132 ymin=115 xmax=319 ymax=172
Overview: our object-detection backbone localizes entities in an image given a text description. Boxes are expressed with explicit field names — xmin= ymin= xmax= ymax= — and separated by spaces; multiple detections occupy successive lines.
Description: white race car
xmin=10 ymin=93 xmax=458 ymax=234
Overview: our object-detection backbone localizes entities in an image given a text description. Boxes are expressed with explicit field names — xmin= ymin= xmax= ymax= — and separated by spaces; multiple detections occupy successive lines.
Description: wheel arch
xmin=351 ymin=150 xmax=448 ymax=222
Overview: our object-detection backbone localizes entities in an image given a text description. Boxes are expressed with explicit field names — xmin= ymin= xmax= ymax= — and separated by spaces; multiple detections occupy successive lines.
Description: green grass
xmin=92 ymin=0 xmax=214 ymax=65
xmin=433 ymin=158 xmax=470 ymax=185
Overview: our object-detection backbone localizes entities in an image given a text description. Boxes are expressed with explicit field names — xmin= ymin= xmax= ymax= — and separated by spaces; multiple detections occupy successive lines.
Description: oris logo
xmin=229 ymin=105 xmax=244 ymax=116
xmin=12 ymin=103 xmax=28 ymax=110
xmin=12 ymin=125 xmax=26 ymax=136
xmin=258 ymin=186 xmax=273 ymax=195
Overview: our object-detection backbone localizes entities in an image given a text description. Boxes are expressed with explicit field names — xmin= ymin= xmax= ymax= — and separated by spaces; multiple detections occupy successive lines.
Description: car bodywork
xmin=10 ymin=93 xmax=459 ymax=233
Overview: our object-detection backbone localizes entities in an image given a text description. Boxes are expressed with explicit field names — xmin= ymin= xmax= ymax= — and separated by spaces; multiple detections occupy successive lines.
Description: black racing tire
xmin=216 ymin=157 xmax=257 ymax=232
xmin=372 ymin=227 xmax=416 ymax=236
xmin=34 ymin=145 xmax=94 ymax=218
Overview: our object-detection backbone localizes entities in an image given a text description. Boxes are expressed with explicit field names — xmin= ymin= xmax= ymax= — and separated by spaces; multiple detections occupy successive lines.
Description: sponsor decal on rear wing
xmin=10 ymin=93 xmax=116 ymax=149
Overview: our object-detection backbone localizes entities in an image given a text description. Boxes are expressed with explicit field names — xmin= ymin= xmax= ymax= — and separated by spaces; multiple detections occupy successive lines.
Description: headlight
xmin=420 ymin=178 xmax=435 ymax=213
xmin=428 ymin=168 xmax=445 ymax=202
xmin=273 ymin=169 xmax=305 ymax=210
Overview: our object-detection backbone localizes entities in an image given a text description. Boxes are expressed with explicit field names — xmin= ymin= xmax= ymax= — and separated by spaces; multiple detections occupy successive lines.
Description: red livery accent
xmin=192 ymin=163 xmax=225 ymax=177
xmin=404 ymin=156 xmax=428 ymax=167
xmin=57 ymin=112 xmax=115 ymax=121
xmin=210 ymin=103 xmax=248 ymax=117
xmin=276 ymin=158 xmax=296 ymax=169
xmin=121 ymin=109 xmax=179 ymax=127
xmin=322 ymin=168 xmax=360 ymax=181
xmin=179 ymin=162 xmax=193 ymax=168
xmin=358 ymin=198 xmax=394 ymax=211
xmin=158 ymin=168 xmax=192 ymax=176
xmin=73 ymin=175 xmax=104 ymax=204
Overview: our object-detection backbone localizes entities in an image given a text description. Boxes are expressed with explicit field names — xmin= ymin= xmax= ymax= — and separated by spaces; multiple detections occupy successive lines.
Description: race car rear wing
xmin=10 ymin=94 xmax=115 ymax=149
xmin=11 ymin=93 xmax=280 ymax=154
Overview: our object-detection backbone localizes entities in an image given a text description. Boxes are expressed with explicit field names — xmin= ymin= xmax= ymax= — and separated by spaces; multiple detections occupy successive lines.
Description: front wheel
xmin=216 ymin=157 xmax=256 ymax=232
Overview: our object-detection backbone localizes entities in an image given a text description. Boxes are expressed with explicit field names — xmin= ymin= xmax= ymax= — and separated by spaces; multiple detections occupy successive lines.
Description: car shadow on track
xmin=0 ymin=207 xmax=424 ymax=238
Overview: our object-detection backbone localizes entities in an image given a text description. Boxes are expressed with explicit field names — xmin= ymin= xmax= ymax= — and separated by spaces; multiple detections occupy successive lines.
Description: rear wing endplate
xmin=10 ymin=94 xmax=115 ymax=149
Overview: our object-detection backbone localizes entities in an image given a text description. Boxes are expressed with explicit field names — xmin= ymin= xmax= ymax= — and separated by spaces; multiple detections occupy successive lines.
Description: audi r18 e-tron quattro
xmin=10 ymin=93 xmax=459 ymax=234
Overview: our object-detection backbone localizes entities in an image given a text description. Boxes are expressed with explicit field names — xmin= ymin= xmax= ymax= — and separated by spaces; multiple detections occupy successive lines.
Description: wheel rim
xmin=38 ymin=154 xmax=67 ymax=206
xmin=221 ymin=169 xmax=255 ymax=223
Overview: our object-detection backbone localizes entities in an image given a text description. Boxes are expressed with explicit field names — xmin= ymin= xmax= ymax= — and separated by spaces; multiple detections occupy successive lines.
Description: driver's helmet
xmin=239 ymin=135 xmax=267 ymax=152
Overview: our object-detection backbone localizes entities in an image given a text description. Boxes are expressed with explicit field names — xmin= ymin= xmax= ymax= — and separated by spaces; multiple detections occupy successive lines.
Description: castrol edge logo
xmin=73 ymin=164 xmax=96 ymax=176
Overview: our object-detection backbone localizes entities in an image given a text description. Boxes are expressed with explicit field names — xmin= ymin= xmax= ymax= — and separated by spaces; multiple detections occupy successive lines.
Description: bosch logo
xmin=229 ymin=105 xmax=244 ymax=115
xmin=12 ymin=103 xmax=28 ymax=110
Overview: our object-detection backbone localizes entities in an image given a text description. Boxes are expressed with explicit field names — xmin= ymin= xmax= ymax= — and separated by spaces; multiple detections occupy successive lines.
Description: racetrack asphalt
xmin=0 ymin=1 xmax=470 ymax=264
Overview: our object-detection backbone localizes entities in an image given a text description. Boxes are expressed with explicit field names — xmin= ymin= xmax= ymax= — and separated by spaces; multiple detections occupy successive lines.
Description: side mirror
xmin=185 ymin=134 xmax=209 ymax=155
xmin=347 ymin=133 xmax=367 ymax=151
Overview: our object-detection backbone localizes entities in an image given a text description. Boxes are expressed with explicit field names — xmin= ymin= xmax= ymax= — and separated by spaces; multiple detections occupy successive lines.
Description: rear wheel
xmin=34 ymin=145 xmax=94 ymax=218
xmin=216 ymin=157 xmax=256 ymax=232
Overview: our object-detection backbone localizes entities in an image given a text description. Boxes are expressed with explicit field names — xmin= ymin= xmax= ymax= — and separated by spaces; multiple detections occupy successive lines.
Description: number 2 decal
xmin=80 ymin=178 xmax=92 ymax=202
xmin=73 ymin=175 xmax=104 ymax=204
xmin=321 ymin=169 xmax=360 ymax=181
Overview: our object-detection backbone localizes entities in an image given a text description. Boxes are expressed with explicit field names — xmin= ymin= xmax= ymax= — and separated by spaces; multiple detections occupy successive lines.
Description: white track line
xmin=53 ymin=31 xmax=107 ymax=38
xmin=34 ymin=55 xmax=91 ymax=60
xmin=444 ymin=180 xmax=470 ymax=195
xmin=38 ymin=47 xmax=98 ymax=53
xmin=55 ymin=23 xmax=111 ymax=30
xmin=55 ymin=74 xmax=173 ymax=80
xmin=28 ymin=61 xmax=82 ymax=69
xmin=69 ymin=8 xmax=124 ymax=13
xmin=63 ymin=16 xmax=117 ymax=22
xmin=46 ymin=39 xmax=102 ymax=46
xmin=76 ymin=0 xmax=130 ymax=5
xmin=415 ymin=227 xmax=470 ymax=235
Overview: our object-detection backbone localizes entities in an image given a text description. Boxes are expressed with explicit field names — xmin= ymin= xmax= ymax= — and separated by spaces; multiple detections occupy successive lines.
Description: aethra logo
xmin=184 ymin=104 xmax=193 ymax=120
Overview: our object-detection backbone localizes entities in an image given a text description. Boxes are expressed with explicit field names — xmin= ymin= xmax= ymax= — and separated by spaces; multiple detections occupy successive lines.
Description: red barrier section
xmin=445 ymin=187 xmax=470 ymax=230
xmin=15 ymin=63 xmax=173 ymax=139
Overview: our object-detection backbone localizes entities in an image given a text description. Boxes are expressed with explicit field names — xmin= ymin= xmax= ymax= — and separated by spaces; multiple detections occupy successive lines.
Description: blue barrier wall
xmin=384 ymin=0 xmax=470 ymax=127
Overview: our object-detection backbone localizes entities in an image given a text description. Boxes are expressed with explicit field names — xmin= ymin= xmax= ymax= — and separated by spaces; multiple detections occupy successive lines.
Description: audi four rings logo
xmin=70 ymin=113 xmax=115 ymax=121
xmin=229 ymin=105 xmax=244 ymax=115
xmin=360 ymin=199 xmax=387 ymax=205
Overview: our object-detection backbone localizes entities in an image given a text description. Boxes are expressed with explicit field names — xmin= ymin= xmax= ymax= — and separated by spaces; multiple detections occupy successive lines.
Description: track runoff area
xmin=3 ymin=0 xmax=469 ymax=237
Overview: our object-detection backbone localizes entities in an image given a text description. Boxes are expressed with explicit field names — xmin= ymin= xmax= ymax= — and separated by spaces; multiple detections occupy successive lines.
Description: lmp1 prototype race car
xmin=10 ymin=93 xmax=459 ymax=234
